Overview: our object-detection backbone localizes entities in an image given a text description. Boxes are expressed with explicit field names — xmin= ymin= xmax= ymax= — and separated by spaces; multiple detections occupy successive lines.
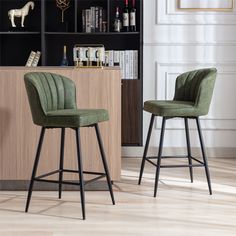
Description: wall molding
xmin=122 ymin=146 xmax=236 ymax=158
xmin=156 ymin=0 xmax=236 ymax=25
xmin=0 ymin=181 xmax=108 ymax=191
xmin=154 ymin=62 xmax=236 ymax=130
xmin=143 ymin=0 xmax=236 ymax=148
xmin=144 ymin=42 xmax=236 ymax=46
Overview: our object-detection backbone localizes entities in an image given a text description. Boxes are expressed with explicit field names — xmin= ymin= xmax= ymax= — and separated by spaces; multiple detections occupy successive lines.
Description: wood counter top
xmin=0 ymin=66 xmax=121 ymax=71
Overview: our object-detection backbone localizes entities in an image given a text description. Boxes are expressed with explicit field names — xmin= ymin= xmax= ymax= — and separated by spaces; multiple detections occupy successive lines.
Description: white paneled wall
xmin=143 ymin=0 xmax=236 ymax=152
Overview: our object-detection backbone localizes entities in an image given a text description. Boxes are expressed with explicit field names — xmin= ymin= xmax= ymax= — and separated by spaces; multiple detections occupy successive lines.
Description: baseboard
xmin=122 ymin=147 xmax=236 ymax=158
xmin=0 ymin=180 xmax=108 ymax=191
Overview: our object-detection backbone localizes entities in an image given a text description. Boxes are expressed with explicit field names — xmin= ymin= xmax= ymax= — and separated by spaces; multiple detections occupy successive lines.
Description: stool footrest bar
xmin=146 ymin=159 xmax=157 ymax=167
xmin=160 ymin=164 xmax=204 ymax=168
xmin=36 ymin=170 xmax=60 ymax=179
xmin=147 ymin=155 xmax=189 ymax=159
xmin=34 ymin=174 xmax=106 ymax=186
xmin=84 ymin=174 xmax=106 ymax=185
xmin=34 ymin=168 xmax=107 ymax=187
xmin=190 ymin=156 xmax=204 ymax=165
xmin=145 ymin=156 xmax=204 ymax=166
xmin=36 ymin=169 xmax=106 ymax=180
xmin=63 ymin=169 xmax=105 ymax=176
xmin=34 ymin=178 xmax=81 ymax=186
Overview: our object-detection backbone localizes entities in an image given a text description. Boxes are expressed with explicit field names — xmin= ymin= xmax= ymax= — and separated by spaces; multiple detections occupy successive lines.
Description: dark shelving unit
xmin=0 ymin=0 xmax=143 ymax=146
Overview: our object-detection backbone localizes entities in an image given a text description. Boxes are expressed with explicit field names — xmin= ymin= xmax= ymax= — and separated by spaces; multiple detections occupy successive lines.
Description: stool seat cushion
xmin=24 ymin=72 xmax=110 ymax=127
xmin=144 ymin=100 xmax=197 ymax=117
xmin=144 ymin=68 xmax=217 ymax=118
xmin=45 ymin=109 xmax=109 ymax=127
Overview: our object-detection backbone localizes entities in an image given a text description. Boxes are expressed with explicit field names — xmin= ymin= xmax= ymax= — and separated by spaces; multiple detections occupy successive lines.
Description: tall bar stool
xmin=139 ymin=68 xmax=217 ymax=197
xmin=24 ymin=72 xmax=115 ymax=220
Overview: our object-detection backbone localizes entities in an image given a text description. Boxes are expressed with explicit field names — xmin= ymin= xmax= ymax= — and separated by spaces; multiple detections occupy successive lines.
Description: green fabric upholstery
xmin=144 ymin=68 xmax=217 ymax=117
xmin=46 ymin=109 xmax=109 ymax=127
xmin=24 ymin=72 xmax=109 ymax=127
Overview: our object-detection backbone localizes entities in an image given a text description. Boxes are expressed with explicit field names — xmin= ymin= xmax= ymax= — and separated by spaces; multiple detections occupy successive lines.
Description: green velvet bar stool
xmin=24 ymin=72 xmax=115 ymax=220
xmin=139 ymin=68 xmax=217 ymax=197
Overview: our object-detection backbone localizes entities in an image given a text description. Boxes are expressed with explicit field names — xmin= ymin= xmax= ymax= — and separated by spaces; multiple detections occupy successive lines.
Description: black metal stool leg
xmin=58 ymin=128 xmax=65 ymax=199
xmin=154 ymin=117 xmax=166 ymax=197
xmin=184 ymin=118 xmax=193 ymax=183
xmin=138 ymin=114 xmax=155 ymax=185
xmin=25 ymin=127 xmax=46 ymax=212
xmin=75 ymin=128 xmax=86 ymax=220
xmin=196 ymin=117 xmax=212 ymax=195
xmin=95 ymin=124 xmax=115 ymax=205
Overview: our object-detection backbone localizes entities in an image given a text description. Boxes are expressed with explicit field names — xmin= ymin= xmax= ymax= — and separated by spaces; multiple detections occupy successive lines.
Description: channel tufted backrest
xmin=24 ymin=72 xmax=77 ymax=125
xmin=173 ymin=68 xmax=217 ymax=115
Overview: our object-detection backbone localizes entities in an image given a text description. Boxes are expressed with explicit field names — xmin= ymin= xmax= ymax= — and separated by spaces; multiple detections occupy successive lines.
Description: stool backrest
xmin=24 ymin=72 xmax=77 ymax=124
xmin=174 ymin=68 xmax=217 ymax=115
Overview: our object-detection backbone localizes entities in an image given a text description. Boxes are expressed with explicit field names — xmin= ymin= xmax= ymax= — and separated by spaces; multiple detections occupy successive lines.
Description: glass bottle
xmin=130 ymin=0 xmax=136 ymax=32
xmin=114 ymin=7 xmax=122 ymax=32
xmin=61 ymin=45 xmax=69 ymax=66
xmin=122 ymin=0 xmax=129 ymax=32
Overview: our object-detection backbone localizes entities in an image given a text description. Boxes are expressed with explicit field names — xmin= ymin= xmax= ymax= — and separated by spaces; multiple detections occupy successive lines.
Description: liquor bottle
xmin=122 ymin=0 xmax=129 ymax=32
xmin=61 ymin=45 xmax=69 ymax=66
xmin=114 ymin=6 xmax=122 ymax=32
xmin=130 ymin=0 xmax=136 ymax=32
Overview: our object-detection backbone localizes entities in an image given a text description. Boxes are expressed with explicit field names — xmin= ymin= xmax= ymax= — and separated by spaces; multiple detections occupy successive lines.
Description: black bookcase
xmin=0 ymin=0 xmax=143 ymax=146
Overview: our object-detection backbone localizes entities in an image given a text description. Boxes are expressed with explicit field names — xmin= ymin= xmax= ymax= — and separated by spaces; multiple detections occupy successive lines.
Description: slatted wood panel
xmin=122 ymin=80 xmax=142 ymax=145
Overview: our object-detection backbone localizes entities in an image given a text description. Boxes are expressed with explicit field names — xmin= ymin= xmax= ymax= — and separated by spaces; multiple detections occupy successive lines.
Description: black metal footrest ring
xmin=145 ymin=155 xmax=204 ymax=168
xmin=34 ymin=169 xmax=107 ymax=187
xmin=160 ymin=164 xmax=204 ymax=168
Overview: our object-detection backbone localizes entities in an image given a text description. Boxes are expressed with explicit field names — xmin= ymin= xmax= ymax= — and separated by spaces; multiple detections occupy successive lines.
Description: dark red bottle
xmin=122 ymin=0 xmax=129 ymax=32
xmin=130 ymin=0 xmax=136 ymax=32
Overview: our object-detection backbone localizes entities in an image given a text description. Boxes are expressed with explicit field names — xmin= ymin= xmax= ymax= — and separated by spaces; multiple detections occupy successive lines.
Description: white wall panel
xmin=156 ymin=63 xmax=236 ymax=120
xmin=156 ymin=0 xmax=236 ymax=25
xmin=142 ymin=0 xmax=236 ymax=150
xmin=155 ymin=62 xmax=236 ymax=130
xmin=144 ymin=1 xmax=236 ymax=45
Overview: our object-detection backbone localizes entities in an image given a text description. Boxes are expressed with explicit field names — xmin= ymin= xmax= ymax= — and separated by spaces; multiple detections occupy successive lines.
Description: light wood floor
xmin=0 ymin=157 xmax=236 ymax=236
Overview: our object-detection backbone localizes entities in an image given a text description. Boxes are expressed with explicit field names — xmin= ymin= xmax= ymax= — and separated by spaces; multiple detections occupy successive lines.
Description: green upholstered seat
xmin=24 ymin=72 xmax=109 ymax=127
xmin=144 ymin=68 xmax=217 ymax=117
xmin=46 ymin=109 xmax=108 ymax=127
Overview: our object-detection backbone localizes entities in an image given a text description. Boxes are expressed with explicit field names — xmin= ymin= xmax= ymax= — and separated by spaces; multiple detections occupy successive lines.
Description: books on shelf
xmin=31 ymin=51 xmax=41 ymax=67
xmin=82 ymin=6 xmax=107 ymax=33
xmin=25 ymin=51 xmax=36 ymax=67
xmin=25 ymin=51 xmax=41 ymax=67
xmin=108 ymin=50 xmax=114 ymax=67
xmin=105 ymin=50 xmax=138 ymax=79
xmin=114 ymin=51 xmax=120 ymax=66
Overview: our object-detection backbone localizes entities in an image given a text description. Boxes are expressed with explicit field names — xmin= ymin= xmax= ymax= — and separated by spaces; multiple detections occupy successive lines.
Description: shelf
xmin=0 ymin=32 xmax=41 ymax=35
xmin=0 ymin=0 xmax=143 ymax=146
xmin=44 ymin=32 xmax=140 ymax=35
xmin=106 ymin=32 xmax=140 ymax=35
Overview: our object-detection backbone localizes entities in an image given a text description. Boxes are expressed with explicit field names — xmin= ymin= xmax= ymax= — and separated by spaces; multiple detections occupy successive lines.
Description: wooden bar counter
xmin=0 ymin=67 xmax=121 ymax=189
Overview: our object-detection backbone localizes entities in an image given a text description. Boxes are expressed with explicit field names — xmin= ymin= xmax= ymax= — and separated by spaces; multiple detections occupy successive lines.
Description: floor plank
xmin=0 ymin=157 xmax=236 ymax=236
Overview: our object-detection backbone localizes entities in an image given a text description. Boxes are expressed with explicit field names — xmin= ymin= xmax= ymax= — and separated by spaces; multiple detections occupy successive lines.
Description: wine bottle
xmin=130 ymin=0 xmax=136 ymax=32
xmin=114 ymin=6 xmax=122 ymax=32
xmin=122 ymin=0 xmax=129 ymax=32
xmin=61 ymin=45 xmax=69 ymax=66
